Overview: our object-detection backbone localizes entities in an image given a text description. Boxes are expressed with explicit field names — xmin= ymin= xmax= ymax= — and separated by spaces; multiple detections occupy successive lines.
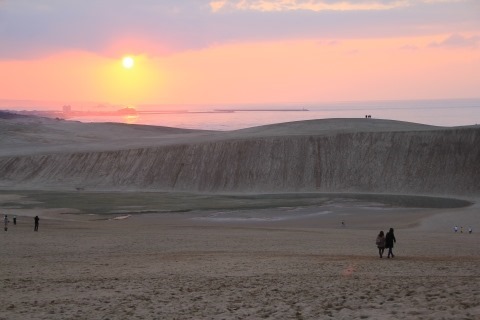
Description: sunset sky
xmin=0 ymin=0 xmax=479 ymax=109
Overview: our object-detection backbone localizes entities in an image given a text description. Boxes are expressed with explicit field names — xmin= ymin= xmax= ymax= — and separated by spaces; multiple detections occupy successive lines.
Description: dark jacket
xmin=385 ymin=231 xmax=396 ymax=248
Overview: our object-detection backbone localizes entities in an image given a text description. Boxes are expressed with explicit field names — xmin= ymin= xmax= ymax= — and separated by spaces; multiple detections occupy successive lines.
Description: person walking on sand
xmin=385 ymin=228 xmax=396 ymax=258
xmin=13 ymin=215 xmax=17 ymax=225
xmin=34 ymin=215 xmax=39 ymax=231
xmin=4 ymin=215 xmax=9 ymax=231
xmin=376 ymin=231 xmax=386 ymax=258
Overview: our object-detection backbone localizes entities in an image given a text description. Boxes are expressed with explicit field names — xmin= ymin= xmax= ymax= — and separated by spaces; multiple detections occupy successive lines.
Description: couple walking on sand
xmin=375 ymin=228 xmax=396 ymax=258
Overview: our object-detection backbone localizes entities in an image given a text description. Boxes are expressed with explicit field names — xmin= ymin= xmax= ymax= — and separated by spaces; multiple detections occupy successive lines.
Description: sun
xmin=122 ymin=56 xmax=134 ymax=69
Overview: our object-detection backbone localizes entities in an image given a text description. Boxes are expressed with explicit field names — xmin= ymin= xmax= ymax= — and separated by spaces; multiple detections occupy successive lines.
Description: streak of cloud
xmin=399 ymin=44 xmax=419 ymax=50
xmin=429 ymin=33 xmax=480 ymax=48
xmin=210 ymin=0 xmax=410 ymax=13
xmin=0 ymin=0 xmax=478 ymax=59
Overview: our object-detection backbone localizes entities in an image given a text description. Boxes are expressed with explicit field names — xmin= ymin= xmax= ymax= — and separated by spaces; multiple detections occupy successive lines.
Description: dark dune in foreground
xmin=0 ymin=116 xmax=479 ymax=196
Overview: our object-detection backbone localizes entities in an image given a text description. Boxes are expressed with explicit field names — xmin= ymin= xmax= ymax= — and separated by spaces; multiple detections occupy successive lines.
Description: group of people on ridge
xmin=375 ymin=228 xmax=396 ymax=258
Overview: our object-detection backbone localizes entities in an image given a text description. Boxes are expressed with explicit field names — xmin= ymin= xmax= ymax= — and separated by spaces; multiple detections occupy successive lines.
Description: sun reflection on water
xmin=123 ymin=114 xmax=139 ymax=124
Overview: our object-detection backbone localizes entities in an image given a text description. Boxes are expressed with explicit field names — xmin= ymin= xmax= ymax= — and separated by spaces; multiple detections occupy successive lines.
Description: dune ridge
xmin=0 ymin=117 xmax=479 ymax=196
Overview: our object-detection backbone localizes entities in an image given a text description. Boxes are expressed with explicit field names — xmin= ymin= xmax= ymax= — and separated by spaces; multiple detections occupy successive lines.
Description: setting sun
xmin=122 ymin=56 xmax=134 ymax=69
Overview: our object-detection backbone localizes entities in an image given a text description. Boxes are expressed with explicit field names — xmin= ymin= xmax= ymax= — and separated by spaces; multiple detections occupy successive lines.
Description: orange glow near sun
xmin=94 ymin=54 xmax=165 ymax=105
xmin=0 ymin=33 xmax=478 ymax=107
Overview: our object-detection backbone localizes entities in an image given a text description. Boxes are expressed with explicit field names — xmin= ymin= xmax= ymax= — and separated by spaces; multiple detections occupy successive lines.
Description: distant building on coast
xmin=59 ymin=105 xmax=137 ymax=117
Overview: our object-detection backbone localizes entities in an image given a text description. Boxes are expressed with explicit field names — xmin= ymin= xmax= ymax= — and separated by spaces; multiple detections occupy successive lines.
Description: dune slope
xmin=0 ymin=117 xmax=479 ymax=196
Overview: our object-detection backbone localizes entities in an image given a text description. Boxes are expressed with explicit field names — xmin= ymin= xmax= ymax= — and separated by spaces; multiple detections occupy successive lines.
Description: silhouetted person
xmin=34 ymin=216 xmax=39 ymax=231
xmin=376 ymin=230 xmax=386 ymax=258
xmin=13 ymin=215 xmax=16 ymax=225
xmin=4 ymin=215 xmax=9 ymax=231
xmin=385 ymin=228 xmax=396 ymax=258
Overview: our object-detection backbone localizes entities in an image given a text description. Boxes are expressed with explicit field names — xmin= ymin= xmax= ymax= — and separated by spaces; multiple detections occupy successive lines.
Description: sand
xmin=0 ymin=115 xmax=479 ymax=319
xmin=1 ymin=194 xmax=479 ymax=320
xmin=1 ymin=116 xmax=479 ymax=196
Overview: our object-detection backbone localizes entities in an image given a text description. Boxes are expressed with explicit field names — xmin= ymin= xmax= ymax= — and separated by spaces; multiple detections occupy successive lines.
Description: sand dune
xmin=1 ymin=114 xmax=479 ymax=319
xmin=0 ymin=116 xmax=478 ymax=196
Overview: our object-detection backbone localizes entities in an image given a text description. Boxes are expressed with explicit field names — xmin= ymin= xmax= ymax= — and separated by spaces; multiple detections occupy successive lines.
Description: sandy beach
xmin=0 ymin=116 xmax=479 ymax=319
xmin=1 ymin=191 xmax=479 ymax=320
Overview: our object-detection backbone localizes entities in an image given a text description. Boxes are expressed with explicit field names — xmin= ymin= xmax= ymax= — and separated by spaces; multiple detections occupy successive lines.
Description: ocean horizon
xmin=3 ymin=98 xmax=480 ymax=131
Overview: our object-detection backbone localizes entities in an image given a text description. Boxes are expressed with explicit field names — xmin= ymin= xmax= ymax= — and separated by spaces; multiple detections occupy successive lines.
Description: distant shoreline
xmin=0 ymin=108 xmax=310 ymax=119
xmin=214 ymin=108 xmax=309 ymax=112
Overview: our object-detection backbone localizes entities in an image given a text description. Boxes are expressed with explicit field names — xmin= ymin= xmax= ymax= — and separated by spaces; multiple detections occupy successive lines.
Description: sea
xmin=26 ymin=98 xmax=480 ymax=131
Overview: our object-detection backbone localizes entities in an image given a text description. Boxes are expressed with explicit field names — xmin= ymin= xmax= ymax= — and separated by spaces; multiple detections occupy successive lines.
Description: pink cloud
xmin=210 ymin=0 xmax=410 ymax=12
xmin=429 ymin=33 xmax=480 ymax=48
xmin=400 ymin=44 xmax=419 ymax=50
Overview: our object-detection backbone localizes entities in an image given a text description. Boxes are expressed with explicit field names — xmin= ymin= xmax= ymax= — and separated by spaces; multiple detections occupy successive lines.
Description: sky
xmin=0 ymin=0 xmax=479 ymax=110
